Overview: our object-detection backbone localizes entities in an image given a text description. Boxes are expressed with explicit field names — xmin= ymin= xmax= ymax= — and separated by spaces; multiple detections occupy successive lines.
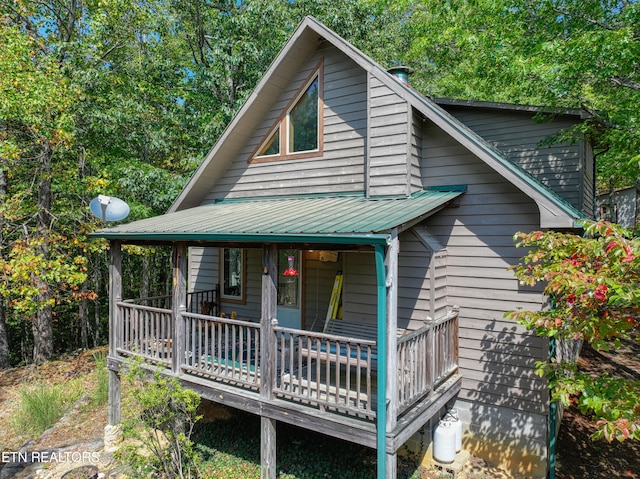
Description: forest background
xmin=0 ymin=0 xmax=638 ymax=368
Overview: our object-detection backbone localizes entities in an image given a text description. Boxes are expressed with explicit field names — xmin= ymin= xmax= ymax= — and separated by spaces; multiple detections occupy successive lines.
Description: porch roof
xmin=90 ymin=187 xmax=465 ymax=245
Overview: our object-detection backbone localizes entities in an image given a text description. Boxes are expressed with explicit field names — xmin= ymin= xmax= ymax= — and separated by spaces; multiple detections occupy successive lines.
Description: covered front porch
xmin=94 ymin=191 xmax=465 ymax=479
xmin=106 ymin=241 xmax=460 ymax=479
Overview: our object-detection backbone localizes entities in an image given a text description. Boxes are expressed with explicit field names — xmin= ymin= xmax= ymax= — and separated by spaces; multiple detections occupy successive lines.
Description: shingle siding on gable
xmin=204 ymin=45 xmax=367 ymax=201
xmin=441 ymin=105 xmax=593 ymax=216
xmin=410 ymin=111 xmax=425 ymax=193
xmin=367 ymin=75 xmax=411 ymax=197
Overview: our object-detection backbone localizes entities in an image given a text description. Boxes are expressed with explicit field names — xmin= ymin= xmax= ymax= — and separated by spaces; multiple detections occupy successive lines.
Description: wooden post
xmin=260 ymin=244 xmax=278 ymax=479
xmin=108 ymin=240 xmax=122 ymax=425
xmin=385 ymin=231 xmax=399 ymax=478
xmin=428 ymin=316 xmax=435 ymax=392
xmin=172 ymin=242 xmax=187 ymax=375
xmin=261 ymin=416 xmax=277 ymax=479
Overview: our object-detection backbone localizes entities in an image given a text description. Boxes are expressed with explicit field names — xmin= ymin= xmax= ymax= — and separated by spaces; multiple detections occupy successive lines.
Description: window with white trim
xmin=220 ymin=248 xmax=245 ymax=302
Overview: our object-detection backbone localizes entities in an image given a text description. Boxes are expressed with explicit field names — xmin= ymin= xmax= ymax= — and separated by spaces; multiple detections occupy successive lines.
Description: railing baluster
xmin=393 ymin=310 xmax=459 ymax=412
xmin=114 ymin=301 xmax=457 ymax=422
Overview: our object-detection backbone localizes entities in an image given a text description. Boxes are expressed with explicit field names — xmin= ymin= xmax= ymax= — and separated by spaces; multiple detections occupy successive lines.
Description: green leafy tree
xmin=508 ymin=220 xmax=640 ymax=442
xmin=0 ymin=19 xmax=91 ymax=364
xmin=388 ymin=0 xmax=640 ymax=189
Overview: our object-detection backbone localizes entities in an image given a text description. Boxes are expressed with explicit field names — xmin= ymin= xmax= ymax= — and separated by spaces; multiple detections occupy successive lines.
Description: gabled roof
xmin=433 ymin=97 xmax=591 ymax=119
xmin=90 ymin=187 xmax=465 ymax=245
xmin=169 ymin=16 xmax=584 ymax=228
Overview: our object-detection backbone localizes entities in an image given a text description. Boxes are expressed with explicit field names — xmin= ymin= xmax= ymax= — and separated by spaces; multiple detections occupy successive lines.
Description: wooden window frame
xmin=249 ymin=59 xmax=324 ymax=163
xmin=219 ymin=247 xmax=246 ymax=304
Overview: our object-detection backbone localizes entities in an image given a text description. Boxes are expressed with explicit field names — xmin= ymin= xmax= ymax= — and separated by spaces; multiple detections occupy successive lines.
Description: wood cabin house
xmin=91 ymin=17 xmax=594 ymax=479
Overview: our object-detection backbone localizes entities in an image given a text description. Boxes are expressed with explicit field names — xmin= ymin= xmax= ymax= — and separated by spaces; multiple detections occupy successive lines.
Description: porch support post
xmin=171 ymin=242 xmax=187 ymax=375
xmin=260 ymin=244 xmax=278 ymax=479
xmin=374 ymin=244 xmax=388 ymax=479
xmin=385 ymin=230 xmax=399 ymax=477
xmin=108 ymin=240 xmax=122 ymax=425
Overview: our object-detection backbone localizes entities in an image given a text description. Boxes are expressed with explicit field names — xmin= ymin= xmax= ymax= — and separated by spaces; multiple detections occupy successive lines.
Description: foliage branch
xmin=119 ymin=359 xmax=203 ymax=479
xmin=508 ymin=220 xmax=640 ymax=442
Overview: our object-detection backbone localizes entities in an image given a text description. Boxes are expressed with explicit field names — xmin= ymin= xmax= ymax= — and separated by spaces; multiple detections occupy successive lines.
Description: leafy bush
xmin=509 ymin=220 xmax=640 ymax=441
xmin=118 ymin=360 xmax=202 ymax=479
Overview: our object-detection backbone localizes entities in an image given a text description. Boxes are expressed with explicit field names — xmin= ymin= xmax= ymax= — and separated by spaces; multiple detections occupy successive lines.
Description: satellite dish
xmin=90 ymin=195 xmax=130 ymax=226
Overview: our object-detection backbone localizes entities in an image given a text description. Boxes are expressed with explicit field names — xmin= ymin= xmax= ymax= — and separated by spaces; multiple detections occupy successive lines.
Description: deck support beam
xmin=261 ymin=417 xmax=277 ymax=479
xmin=260 ymin=244 xmax=278 ymax=479
xmin=108 ymin=240 xmax=122 ymax=425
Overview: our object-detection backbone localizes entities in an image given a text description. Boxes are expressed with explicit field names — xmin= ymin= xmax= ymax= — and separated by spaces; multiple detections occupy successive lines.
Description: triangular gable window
xmin=251 ymin=60 xmax=323 ymax=163
xmin=289 ymin=77 xmax=318 ymax=153
xmin=257 ymin=127 xmax=280 ymax=157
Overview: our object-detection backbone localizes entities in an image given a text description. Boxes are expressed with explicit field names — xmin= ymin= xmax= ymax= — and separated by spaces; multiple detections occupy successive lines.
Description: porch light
xmin=283 ymin=255 xmax=299 ymax=276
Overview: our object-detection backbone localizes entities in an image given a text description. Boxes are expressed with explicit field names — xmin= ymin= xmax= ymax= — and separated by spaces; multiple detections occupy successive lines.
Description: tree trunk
xmin=93 ymin=258 xmax=102 ymax=347
xmin=0 ymin=167 xmax=11 ymax=368
xmin=32 ymin=300 xmax=54 ymax=364
xmin=141 ymin=254 xmax=150 ymax=300
xmin=80 ymin=284 xmax=89 ymax=350
xmin=0 ymin=304 xmax=11 ymax=369
xmin=32 ymin=143 xmax=54 ymax=365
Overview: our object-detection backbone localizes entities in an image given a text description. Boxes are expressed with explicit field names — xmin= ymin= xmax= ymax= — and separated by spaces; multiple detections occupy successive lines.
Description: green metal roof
xmin=90 ymin=187 xmax=465 ymax=245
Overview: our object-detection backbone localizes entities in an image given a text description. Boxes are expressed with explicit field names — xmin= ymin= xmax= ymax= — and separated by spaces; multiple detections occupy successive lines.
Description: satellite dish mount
xmin=90 ymin=195 xmax=130 ymax=227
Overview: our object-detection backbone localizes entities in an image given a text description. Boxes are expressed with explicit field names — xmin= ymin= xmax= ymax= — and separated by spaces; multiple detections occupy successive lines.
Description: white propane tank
xmin=433 ymin=419 xmax=456 ymax=463
xmin=444 ymin=409 xmax=463 ymax=452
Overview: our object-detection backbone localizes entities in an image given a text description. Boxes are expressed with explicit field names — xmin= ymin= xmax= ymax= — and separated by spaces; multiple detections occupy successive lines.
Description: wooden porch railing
xmin=273 ymin=326 xmax=376 ymax=419
xmin=397 ymin=309 xmax=459 ymax=411
xmin=181 ymin=312 xmax=260 ymax=388
xmin=122 ymin=294 xmax=172 ymax=310
xmin=113 ymin=299 xmax=459 ymax=421
xmin=115 ymin=302 xmax=173 ymax=367
xmin=123 ymin=288 xmax=220 ymax=315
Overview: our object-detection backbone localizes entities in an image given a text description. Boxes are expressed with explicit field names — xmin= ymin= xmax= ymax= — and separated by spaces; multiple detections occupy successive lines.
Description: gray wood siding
xmin=341 ymin=233 xmax=449 ymax=332
xmin=442 ymin=106 xmax=589 ymax=214
xmin=188 ymin=247 xmax=262 ymax=321
xmin=410 ymin=111 xmax=424 ymax=192
xmin=583 ymin=142 xmax=595 ymax=216
xmin=203 ymin=45 xmax=367 ymax=202
xmin=399 ymin=229 xmax=448 ymax=323
xmin=420 ymin=120 xmax=550 ymax=423
xmin=367 ymin=75 xmax=410 ymax=197
xmin=342 ymin=251 xmax=377 ymax=324
xmin=188 ymin=246 xmax=218 ymax=292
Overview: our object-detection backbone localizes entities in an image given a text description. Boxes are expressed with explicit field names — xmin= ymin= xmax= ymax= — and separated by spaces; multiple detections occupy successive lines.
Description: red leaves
xmin=510 ymin=220 xmax=640 ymax=442
xmin=594 ymin=284 xmax=609 ymax=301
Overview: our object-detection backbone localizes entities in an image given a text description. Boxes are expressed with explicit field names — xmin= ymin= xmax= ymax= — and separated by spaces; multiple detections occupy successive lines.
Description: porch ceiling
xmin=89 ymin=187 xmax=465 ymax=245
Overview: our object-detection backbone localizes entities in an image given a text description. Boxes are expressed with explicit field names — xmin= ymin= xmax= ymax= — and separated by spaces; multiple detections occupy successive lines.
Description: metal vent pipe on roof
xmin=387 ymin=65 xmax=414 ymax=84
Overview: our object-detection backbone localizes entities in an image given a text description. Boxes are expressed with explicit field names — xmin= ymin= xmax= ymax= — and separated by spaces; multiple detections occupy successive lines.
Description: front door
xmin=277 ymin=249 xmax=302 ymax=329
